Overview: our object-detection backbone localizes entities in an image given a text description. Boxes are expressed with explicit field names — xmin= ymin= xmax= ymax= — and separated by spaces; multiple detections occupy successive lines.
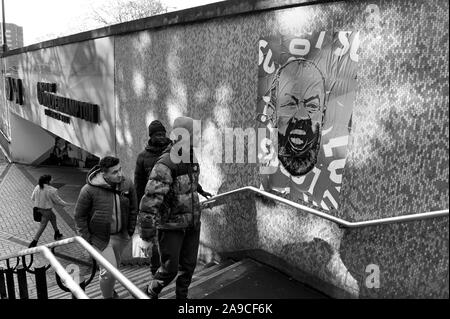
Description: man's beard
xmin=278 ymin=119 xmax=321 ymax=176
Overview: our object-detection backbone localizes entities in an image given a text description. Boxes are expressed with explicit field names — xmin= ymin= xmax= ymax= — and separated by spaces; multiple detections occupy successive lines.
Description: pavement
xmin=0 ymin=154 xmax=96 ymax=297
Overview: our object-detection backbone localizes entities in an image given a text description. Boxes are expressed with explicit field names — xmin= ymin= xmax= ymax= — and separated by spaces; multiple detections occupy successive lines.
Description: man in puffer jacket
xmin=139 ymin=116 xmax=212 ymax=299
xmin=134 ymin=120 xmax=172 ymax=275
xmin=75 ymin=156 xmax=138 ymax=299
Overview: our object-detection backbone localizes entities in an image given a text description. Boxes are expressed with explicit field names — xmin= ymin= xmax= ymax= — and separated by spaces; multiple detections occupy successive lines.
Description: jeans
xmin=33 ymin=208 xmax=59 ymax=241
xmin=97 ymin=234 xmax=129 ymax=298
xmin=149 ymin=226 xmax=200 ymax=299
xmin=149 ymin=237 xmax=160 ymax=275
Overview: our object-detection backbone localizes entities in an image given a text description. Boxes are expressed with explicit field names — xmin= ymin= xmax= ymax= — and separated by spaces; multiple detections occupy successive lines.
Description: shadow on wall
xmin=199 ymin=190 xmax=260 ymax=263
xmin=249 ymin=195 xmax=448 ymax=299
xmin=113 ymin=16 xmax=261 ymax=186
xmin=340 ymin=217 xmax=449 ymax=298
xmin=251 ymin=195 xmax=360 ymax=298
xmin=280 ymin=237 xmax=334 ymax=280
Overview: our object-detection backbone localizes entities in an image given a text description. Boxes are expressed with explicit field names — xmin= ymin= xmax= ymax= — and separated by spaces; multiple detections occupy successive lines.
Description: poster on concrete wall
xmin=257 ymin=31 xmax=359 ymax=211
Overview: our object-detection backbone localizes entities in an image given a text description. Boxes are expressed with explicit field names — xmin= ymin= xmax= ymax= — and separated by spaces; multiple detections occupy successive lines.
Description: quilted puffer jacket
xmin=74 ymin=166 xmax=138 ymax=250
xmin=138 ymin=147 xmax=206 ymax=240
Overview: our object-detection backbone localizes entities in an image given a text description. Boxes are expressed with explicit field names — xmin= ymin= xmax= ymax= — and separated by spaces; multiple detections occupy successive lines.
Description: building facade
xmin=1 ymin=23 xmax=24 ymax=51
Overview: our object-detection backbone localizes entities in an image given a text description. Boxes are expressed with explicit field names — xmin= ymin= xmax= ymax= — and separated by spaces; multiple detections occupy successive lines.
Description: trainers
xmin=28 ymin=240 xmax=38 ymax=248
xmin=104 ymin=290 xmax=120 ymax=299
xmin=54 ymin=232 xmax=63 ymax=240
xmin=144 ymin=285 xmax=158 ymax=299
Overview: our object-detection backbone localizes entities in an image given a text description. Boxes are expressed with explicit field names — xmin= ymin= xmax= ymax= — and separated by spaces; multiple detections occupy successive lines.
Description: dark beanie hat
xmin=148 ymin=120 xmax=166 ymax=137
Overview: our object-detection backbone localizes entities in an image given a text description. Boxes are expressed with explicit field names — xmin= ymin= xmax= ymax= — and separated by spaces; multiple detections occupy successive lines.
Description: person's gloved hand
xmin=200 ymin=191 xmax=213 ymax=199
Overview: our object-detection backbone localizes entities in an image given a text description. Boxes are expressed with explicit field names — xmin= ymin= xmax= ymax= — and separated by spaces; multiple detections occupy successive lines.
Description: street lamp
xmin=1 ymin=0 xmax=7 ymax=52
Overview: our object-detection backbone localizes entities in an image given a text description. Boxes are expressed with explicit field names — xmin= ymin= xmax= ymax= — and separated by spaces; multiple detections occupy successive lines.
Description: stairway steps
xmin=120 ymin=259 xmax=235 ymax=299
xmin=25 ymin=258 xmax=327 ymax=299
xmin=153 ymin=259 xmax=234 ymax=299
xmin=26 ymin=259 xmax=235 ymax=299
xmin=189 ymin=259 xmax=329 ymax=299
xmin=161 ymin=260 xmax=246 ymax=299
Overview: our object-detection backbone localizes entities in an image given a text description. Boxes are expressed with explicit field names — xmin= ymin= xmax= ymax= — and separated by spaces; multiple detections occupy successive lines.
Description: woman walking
xmin=29 ymin=174 xmax=72 ymax=248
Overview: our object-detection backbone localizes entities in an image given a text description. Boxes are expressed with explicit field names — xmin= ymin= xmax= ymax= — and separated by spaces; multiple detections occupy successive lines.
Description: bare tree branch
xmin=87 ymin=0 xmax=168 ymax=26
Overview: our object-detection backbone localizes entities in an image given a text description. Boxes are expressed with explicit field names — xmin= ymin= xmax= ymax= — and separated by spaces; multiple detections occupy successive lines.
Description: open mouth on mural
xmin=286 ymin=118 xmax=319 ymax=155
xmin=278 ymin=118 xmax=321 ymax=176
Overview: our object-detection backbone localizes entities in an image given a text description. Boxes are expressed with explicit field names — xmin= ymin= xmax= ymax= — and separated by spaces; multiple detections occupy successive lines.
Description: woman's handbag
xmin=33 ymin=207 xmax=42 ymax=222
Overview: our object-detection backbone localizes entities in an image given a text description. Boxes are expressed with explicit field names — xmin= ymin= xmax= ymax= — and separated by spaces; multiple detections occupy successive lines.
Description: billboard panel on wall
xmin=3 ymin=37 xmax=115 ymax=158
xmin=257 ymin=31 xmax=359 ymax=211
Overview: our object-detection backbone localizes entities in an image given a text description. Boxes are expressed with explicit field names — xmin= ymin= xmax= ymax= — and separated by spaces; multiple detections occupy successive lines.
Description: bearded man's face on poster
xmin=274 ymin=59 xmax=326 ymax=176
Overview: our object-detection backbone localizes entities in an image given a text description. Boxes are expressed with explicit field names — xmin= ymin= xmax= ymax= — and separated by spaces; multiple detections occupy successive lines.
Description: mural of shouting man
xmin=267 ymin=58 xmax=327 ymax=176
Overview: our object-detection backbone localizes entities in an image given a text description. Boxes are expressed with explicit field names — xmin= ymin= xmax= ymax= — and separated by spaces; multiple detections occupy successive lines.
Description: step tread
xmin=27 ymin=260 xmax=235 ymax=299
xmin=161 ymin=260 xmax=247 ymax=299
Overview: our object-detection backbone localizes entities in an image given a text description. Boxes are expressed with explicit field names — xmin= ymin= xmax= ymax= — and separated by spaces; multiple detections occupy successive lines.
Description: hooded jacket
xmin=74 ymin=165 xmax=138 ymax=250
xmin=139 ymin=145 xmax=207 ymax=239
xmin=134 ymin=137 xmax=172 ymax=202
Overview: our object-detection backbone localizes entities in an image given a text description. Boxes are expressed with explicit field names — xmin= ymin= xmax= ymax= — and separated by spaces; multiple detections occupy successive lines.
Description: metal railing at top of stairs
xmin=199 ymin=186 xmax=449 ymax=228
xmin=0 ymin=236 xmax=149 ymax=299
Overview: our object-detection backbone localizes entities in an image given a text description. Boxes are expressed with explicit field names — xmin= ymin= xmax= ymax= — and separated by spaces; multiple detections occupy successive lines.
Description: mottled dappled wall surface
xmin=115 ymin=0 xmax=448 ymax=298
xmin=113 ymin=0 xmax=448 ymax=298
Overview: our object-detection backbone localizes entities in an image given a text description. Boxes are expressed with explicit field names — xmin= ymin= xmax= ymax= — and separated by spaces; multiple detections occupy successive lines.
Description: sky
xmin=1 ymin=0 xmax=224 ymax=46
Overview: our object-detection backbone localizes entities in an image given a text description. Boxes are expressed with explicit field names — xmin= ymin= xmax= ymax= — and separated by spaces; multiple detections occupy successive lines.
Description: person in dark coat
xmin=139 ymin=116 xmax=212 ymax=299
xmin=134 ymin=120 xmax=172 ymax=275
xmin=74 ymin=156 xmax=138 ymax=299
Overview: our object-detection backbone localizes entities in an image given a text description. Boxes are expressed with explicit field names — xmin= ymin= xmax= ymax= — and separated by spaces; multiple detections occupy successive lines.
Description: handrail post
xmin=0 ymin=267 xmax=7 ymax=299
xmin=5 ymin=267 xmax=15 ymax=299
xmin=35 ymin=266 xmax=48 ymax=300
xmin=17 ymin=265 xmax=29 ymax=299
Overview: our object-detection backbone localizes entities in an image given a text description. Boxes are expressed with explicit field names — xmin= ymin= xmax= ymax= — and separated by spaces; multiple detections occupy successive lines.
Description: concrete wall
xmin=114 ymin=0 xmax=448 ymax=298
xmin=2 ymin=38 xmax=115 ymax=160
xmin=0 ymin=0 xmax=448 ymax=298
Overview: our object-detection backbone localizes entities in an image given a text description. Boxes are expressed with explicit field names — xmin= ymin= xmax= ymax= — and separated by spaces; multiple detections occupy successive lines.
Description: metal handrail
xmin=0 ymin=236 xmax=149 ymax=299
xmin=200 ymin=186 xmax=449 ymax=228
xmin=38 ymin=246 xmax=88 ymax=299
xmin=0 ymin=245 xmax=88 ymax=299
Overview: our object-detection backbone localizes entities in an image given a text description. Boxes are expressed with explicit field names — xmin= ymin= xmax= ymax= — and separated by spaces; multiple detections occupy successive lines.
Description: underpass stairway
xmin=40 ymin=258 xmax=328 ymax=299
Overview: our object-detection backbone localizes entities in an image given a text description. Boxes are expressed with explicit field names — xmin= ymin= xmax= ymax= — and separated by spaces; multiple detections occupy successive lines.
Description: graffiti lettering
xmin=258 ymin=40 xmax=275 ymax=74
xmin=323 ymin=135 xmax=349 ymax=158
xmin=287 ymin=31 xmax=360 ymax=62
xmin=289 ymin=38 xmax=310 ymax=56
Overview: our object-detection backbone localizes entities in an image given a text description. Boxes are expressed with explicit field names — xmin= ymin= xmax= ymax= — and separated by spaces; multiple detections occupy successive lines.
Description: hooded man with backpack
xmin=139 ymin=116 xmax=212 ymax=299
